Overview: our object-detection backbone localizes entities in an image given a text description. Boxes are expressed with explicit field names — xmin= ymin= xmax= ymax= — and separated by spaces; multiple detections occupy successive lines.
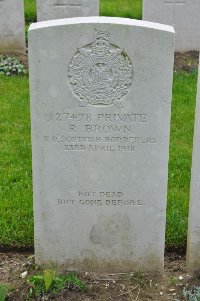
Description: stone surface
xmin=29 ymin=17 xmax=174 ymax=272
xmin=37 ymin=0 xmax=99 ymax=21
xmin=0 ymin=0 xmax=25 ymax=53
xmin=143 ymin=0 xmax=200 ymax=51
xmin=187 ymin=57 xmax=200 ymax=272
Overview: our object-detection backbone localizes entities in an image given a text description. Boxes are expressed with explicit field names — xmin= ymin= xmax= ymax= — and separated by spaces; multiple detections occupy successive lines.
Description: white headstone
xmin=187 ymin=58 xmax=200 ymax=272
xmin=143 ymin=0 xmax=200 ymax=52
xmin=29 ymin=17 xmax=174 ymax=272
xmin=0 ymin=0 xmax=25 ymax=53
xmin=37 ymin=0 xmax=99 ymax=22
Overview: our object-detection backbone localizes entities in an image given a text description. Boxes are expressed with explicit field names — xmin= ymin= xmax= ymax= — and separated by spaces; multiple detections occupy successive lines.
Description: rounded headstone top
xmin=29 ymin=16 xmax=175 ymax=34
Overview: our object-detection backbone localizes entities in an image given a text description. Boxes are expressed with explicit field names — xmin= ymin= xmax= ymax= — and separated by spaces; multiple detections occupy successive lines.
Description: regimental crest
xmin=68 ymin=29 xmax=133 ymax=107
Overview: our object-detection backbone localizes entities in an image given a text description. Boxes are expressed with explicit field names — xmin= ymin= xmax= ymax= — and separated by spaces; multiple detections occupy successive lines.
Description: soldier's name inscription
xmin=42 ymin=111 xmax=157 ymax=152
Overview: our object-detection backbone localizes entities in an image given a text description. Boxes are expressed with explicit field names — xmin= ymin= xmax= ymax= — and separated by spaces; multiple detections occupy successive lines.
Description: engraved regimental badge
xmin=68 ymin=29 xmax=133 ymax=107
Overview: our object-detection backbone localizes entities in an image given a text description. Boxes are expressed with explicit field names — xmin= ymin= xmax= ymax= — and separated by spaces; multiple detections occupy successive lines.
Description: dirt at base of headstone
xmin=174 ymin=51 xmax=199 ymax=73
xmin=0 ymin=252 xmax=200 ymax=301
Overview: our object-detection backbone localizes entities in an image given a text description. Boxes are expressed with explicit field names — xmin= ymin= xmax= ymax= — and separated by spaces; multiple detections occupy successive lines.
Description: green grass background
xmin=0 ymin=0 xmax=197 ymax=250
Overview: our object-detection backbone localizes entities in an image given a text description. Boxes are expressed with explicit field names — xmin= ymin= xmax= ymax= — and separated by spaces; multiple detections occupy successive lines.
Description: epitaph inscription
xmin=58 ymin=191 xmax=144 ymax=207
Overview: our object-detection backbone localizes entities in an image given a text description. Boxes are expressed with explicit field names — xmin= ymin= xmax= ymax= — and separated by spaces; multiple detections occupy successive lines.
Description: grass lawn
xmin=0 ymin=76 xmax=33 ymax=248
xmin=0 ymin=71 xmax=197 ymax=249
xmin=0 ymin=0 xmax=197 ymax=250
xmin=167 ymin=72 xmax=197 ymax=249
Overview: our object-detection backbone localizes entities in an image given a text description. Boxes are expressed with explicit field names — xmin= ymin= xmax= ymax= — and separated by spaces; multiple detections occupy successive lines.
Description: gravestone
xmin=37 ymin=0 xmax=99 ymax=21
xmin=29 ymin=17 xmax=174 ymax=272
xmin=0 ymin=0 xmax=25 ymax=53
xmin=143 ymin=0 xmax=200 ymax=51
xmin=187 ymin=58 xmax=200 ymax=272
